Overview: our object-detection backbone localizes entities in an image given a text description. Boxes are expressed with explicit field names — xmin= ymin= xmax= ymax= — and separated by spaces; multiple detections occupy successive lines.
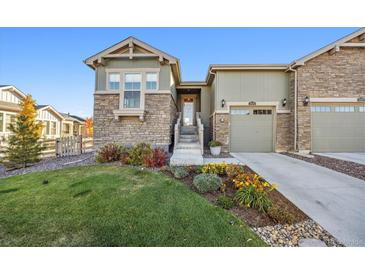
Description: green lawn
xmin=0 ymin=165 xmax=265 ymax=247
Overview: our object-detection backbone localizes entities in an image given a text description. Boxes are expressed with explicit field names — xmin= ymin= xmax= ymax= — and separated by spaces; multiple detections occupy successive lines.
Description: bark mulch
xmin=163 ymin=166 xmax=308 ymax=227
xmin=282 ymin=152 xmax=365 ymax=182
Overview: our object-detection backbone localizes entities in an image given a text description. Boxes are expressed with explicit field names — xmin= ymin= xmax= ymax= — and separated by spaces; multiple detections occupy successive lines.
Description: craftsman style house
xmin=0 ymin=85 xmax=86 ymax=139
xmin=85 ymin=28 xmax=365 ymax=161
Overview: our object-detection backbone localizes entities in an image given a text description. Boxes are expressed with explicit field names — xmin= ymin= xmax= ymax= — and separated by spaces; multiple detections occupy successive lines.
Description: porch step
xmin=174 ymin=142 xmax=201 ymax=150
xmin=171 ymin=139 xmax=203 ymax=166
xmin=181 ymin=126 xmax=198 ymax=135
xmin=170 ymin=150 xmax=203 ymax=166
xmin=179 ymin=134 xmax=199 ymax=142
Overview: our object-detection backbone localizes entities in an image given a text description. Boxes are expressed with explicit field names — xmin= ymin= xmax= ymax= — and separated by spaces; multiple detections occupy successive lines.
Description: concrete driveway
xmin=315 ymin=153 xmax=365 ymax=165
xmin=231 ymin=153 xmax=365 ymax=247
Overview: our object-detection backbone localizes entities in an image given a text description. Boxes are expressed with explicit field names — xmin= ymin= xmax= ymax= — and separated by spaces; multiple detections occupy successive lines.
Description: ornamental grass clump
xmin=170 ymin=166 xmax=189 ymax=179
xmin=233 ymin=173 xmax=276 ymax=213
xmin=193 ymin=173 xmax=222 ymax=193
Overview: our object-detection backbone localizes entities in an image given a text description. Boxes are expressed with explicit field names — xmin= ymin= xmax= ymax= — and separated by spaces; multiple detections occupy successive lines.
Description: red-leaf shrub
xmin=143 ymin=148 xmax=168 ymax=168
xmin=96 ymin=143 xmax=124 ymax=163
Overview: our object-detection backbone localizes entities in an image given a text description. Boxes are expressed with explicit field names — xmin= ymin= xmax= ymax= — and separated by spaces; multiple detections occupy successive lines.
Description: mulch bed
xmin=282 ymin=152 xmax=365 ymax=182
xmin=163 ymin=166 xmax=308 ymax=227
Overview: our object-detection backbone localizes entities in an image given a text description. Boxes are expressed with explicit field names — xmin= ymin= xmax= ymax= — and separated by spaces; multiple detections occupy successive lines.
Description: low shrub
xmin=208 ymin=140 xmax=222 ymax=147
xmin=233 ymin=174 xmax=275 ymax=213
xmin=216 ymin=195 xmax=235 ymax=209
xmin=267 ymin=205 xmax=295 ymax=225
xmin=96 ymin=143 xmax=124 ymax=163
xmin=144 ymin=148 xmax=168 ymax=168
xmin=193 ymin=173 xmax=222 ymax=193
xmin=170 ymin=166 xmax=189 ymax=179
xmin=127 ymin=143 xmax=153 ymax=166
xmin=201 ymin=163 xmax=228 ymax=176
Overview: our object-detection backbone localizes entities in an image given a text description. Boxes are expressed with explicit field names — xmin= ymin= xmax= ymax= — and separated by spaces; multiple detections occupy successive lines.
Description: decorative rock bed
xmin=0 ymin=152 xmax=95 ymax=179
xmin=282 ymin=152 xmax=365 ymax=182
xmin=252 ymin=219 xmax=344 ymax=247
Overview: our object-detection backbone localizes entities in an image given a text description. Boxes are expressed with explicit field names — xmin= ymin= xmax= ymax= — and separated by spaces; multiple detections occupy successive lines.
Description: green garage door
xmin=311 ymin=104 xmax=365 ymax=152
xmin=230 ymin=107 xmax=274 ymax=152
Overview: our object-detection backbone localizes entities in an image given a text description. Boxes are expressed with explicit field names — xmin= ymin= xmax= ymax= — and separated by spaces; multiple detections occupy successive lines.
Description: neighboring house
xmin=61 ymin=112 xmax=86 ymax=136
xmin=0 ymin=85 xmax=27 ymax=138
xmin=36 ymin=105 xmax=64 ymax=138
xmin=85 ymin=28 xmax=365 ymax=155
xmin=0 ymin=85 xmax=86 ymax=139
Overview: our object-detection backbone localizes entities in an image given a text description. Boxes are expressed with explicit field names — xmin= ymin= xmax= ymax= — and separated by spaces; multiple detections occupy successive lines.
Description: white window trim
xmin=120 ymin=72 xmax=144 ymax=110
xmin=38 ymin=119 xmax=61 ymax=138
xmin=145 ymin=72 xmax=159 ymax=91
xmin=107 ymin=72 xmax=121 ymax=91
xmin=0 ymin=110 xmax=17 ymax=134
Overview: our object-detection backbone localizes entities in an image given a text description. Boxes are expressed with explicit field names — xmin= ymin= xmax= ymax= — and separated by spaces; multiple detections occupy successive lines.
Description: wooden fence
xmin=0 ymin=136 xmax=93 ymax=158
xmin=55 ymin=136 xmax=93 ymax=157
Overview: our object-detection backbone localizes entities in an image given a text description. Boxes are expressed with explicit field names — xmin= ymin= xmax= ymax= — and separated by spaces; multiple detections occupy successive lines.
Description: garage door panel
xmin=312 ymin=104 xmax=365 ymax=152
xmin=230 ymin=107 xmax=273 ymax=152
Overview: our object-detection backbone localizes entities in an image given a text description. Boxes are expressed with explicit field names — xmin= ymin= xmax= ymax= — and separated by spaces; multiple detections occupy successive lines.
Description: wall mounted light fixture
xmin=221 ymin=99 xmax=226 ymax=108
xmin=303 ymin=96 xmax=310 ymax=106
xmin=282 ymin=98 xmax=287 ymax=107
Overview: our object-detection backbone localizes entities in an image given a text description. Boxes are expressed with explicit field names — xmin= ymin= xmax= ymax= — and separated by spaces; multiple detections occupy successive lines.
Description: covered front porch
xmin=170 ymin=88 xmax=204 ymax=165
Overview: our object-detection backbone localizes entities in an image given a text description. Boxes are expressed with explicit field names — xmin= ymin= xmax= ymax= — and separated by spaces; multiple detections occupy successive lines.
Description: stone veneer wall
xmin=212 ymin=113 xmax=230 ymax=152
xmin=276 ymin=113 xmax=293 ymax=151
xmin=93 ymin=93 xmax=177 ymax=150
xmin=296 ymin=47 xmax=365 ymax=151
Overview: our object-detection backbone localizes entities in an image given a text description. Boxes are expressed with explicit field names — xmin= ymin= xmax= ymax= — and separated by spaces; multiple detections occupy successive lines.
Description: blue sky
xmin=0 ymin=27 xmax=358 ymax=117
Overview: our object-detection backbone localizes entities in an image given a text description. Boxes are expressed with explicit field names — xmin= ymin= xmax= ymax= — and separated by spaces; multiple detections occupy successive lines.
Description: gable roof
xmin=84 ymin=36 xmax=178 ymax=66
xmin=36 ymin=105 xmax=64 ymax=120
xmin=290 ymin=28 xmax=365 ymax=67
xmin=0 ymin=85 xmax=27 ymax=99
xmin=61 ymin=112 xmax=85 ymax=123
xmin=84 ymin=36 xmax=182 ymax=84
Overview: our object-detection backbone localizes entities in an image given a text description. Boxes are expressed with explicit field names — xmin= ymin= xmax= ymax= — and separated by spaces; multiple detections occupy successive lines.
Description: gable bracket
xmin=129 ymin=40 xmax=134 ymax=59
xmin=341 ymin=42 xmax=365 ymax=47
xmin=329 ymin=45 xmax=340 ymax=55
xmin=159 ymin=55 xmax=164 ymax=64
xmin=97 ymin=57 xmax=106 ymax=66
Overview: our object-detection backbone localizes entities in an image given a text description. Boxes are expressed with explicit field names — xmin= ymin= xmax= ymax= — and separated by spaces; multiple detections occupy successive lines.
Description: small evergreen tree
xmin=2 ymin=95 xmax=44 ymax=169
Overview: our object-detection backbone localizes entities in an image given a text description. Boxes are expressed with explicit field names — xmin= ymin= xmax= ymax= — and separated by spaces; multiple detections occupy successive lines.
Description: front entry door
xmin=182 ymin=96 xmax=196 ymax=126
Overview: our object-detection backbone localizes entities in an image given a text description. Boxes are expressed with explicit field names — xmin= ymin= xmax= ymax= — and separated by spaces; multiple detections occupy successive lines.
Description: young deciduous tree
xmin=2 ymin=95 xmax=44 ymax=169
xmin=85 ymin=117 xmax=93 ymax=137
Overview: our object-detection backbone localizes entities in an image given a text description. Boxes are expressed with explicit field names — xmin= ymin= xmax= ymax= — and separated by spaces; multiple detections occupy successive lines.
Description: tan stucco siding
xmin=215 ymin=71 xmax=289 ymax=111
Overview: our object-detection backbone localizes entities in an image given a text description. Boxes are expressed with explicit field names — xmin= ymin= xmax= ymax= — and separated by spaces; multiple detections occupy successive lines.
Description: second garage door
xmin=311 ymin=104 xmax=365 ymax=152
xmin=230 ymin=106 xmax=274 ymax=152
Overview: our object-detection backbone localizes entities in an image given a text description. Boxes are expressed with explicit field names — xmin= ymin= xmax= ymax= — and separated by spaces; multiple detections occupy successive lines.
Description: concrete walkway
xmin=316 ymin=153 xmax=365 ymax=165
xmin=231 ymin=153 xmax=365 ymax=247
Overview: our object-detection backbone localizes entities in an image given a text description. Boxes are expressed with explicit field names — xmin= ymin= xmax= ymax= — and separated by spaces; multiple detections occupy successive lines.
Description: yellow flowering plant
xmin=201 ymin=163 xmax=228 ymax=176
xmin=232 ymin=173 xmax=277 ymax=213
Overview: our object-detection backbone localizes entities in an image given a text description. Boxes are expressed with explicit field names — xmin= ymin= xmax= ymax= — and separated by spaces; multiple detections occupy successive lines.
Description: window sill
xmin=113 ymin=109 xmax=145 ymax=121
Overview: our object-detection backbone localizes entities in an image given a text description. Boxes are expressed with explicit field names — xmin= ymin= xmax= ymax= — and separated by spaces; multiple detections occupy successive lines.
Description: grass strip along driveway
xmin=0 ymin=165 xmax=265 ymax=247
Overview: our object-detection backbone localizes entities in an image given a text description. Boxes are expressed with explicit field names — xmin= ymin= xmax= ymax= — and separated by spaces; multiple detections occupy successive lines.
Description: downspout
xmin=287 ymin=65 xmax=298 ymax=152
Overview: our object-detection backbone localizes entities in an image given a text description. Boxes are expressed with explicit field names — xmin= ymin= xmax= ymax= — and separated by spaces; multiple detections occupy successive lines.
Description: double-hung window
xmin=51 ymin=122 xmax=57 ymax=135
xmin=146 ymin=72 xmax=158 ymax=90
xmin=108 ymin=73 xmax=120 ymax=90
xmin=5 ymin=114 xmax=16 ymax=131
xmin=124 ymin=73 xmax=141 ymax=108
xmin=0 ymin=113 xmax=3 ymax=132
